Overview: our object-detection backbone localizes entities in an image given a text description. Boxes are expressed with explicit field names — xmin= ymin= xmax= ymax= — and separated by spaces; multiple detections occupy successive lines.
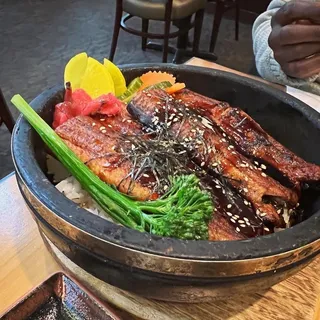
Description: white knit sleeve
xmin=252 ymin=0 xmax=319 ymax=88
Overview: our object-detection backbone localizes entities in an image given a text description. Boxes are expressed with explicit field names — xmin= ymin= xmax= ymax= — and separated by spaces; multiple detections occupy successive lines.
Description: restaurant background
xmin=0 ymin=0 xmax=270 ymax=179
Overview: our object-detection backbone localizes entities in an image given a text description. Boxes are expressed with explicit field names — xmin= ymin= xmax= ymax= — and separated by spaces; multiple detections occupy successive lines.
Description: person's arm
xmin=252 ymin=0 xmax=320 ymax=88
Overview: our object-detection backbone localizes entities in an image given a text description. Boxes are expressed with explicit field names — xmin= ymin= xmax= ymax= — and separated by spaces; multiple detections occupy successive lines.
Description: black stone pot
xmin=11 ymin=64 xmax=320 ymax=302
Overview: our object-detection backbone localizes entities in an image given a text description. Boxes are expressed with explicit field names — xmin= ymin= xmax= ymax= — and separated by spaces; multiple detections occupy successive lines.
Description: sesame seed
xmin=173 ymin=118 xmax=179 ymax=122
xmin=92 ymin=123 xmax=96 ymax=126
xmin=201 ymin=162 xmax=205 ymax=167
xmin=111 ymin=145 xmax=116 ymax=151
xmin=169 ymin=114 xmax=175 ymax=120
xmin=236 ymin=227 xmax=240 ymax=232
xmin=227 ymin=204 xmax=232 ymax=209
xmin=101 ymin=130 xmax=107 ymax=133
xmin=167 ymin=121 xmax=172 ymax=126
xmin=156 ymin=101 xmax=161 ymax=105
xmin=222 ymin=189 xmax=226 ymax=194
xmin=234 ymin=215 xmax=240 ymax=219
xmin=232 ymin=151 xmax=237 ymax=155
xmin=131 ymin=144 xmax=135 ymax=150
xmin=122 ymin=119 xmax=126 ymax=122
xmin=244 ymin=200 xmax=249 ymax=205
xmin=222 ymin=138 xmax=227 ymax=143
xmin=277 ymin=209 xmax=282 ymax=214
xmin=254 ymin=161 xmax=259 ymax=166
xmin=100 ymin=118 xmax=105 ymax=121
xmin=127 ymin=119 xmax=132 ymax=123
xmin=240 ymin=224 xmax=246 ymax=228
xmin=261 ymin=164 xmax=267 ymax=170
xmin=191 ymin=129 xmax=196 ymax=133
xmin=256 ymin=210 xmax=260 ymax=215
xmin=215 ymin=185 xmax=221 ymax=189
xmin=229 ymin=145 xmax=234 ymax=149
xmin=163 ymin=185 xmax=169 ymax=191
xmin=227 ymin=212 xmax=233 ymax=217
xmin=264 ymin=227 xmax=270 ymax=232
xmin=245 ymin=177 xmax=248 ymax=181
xmin=147 ymin=93 xmax=152 ymax=97
xmin=244 ymin=217 xmax=249 ymax=222
xmin=231 ymin=218 xmax=236 ymax=223
xmin=222 ymin=133 xmax=226 ymax=137
xmin=243 ymin=188 xmax=248 ymax=193
xmin=240 ymin=164 xmax=247 ymax=168
xmin=261 ymin=172 xmax=267 ymax=177
xmin=260 ymin=212 xmax=267 ymax=217
xmin=178 ymin=99 xmax=182 ymax=102
xmin=238 ymin=220 xmax=245 ymax=223
xmin=99 ymin=126 xmax=106 ymax=130
xmin=108 ymin=124 xmax=112 ymax=128
xmin=142 ymin=173 xmax=149 ymax=178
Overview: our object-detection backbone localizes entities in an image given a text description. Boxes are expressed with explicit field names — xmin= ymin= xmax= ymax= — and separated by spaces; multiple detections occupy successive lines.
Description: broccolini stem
xmin=11 ymin=94 xmax=213 ymax=240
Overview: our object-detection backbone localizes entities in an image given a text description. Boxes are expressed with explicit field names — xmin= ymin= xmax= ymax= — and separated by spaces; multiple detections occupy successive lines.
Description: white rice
xmin=47 ymin=155 xmax=113 ymax=222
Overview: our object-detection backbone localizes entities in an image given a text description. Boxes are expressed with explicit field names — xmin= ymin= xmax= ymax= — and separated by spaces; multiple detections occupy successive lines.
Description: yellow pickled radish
xmin=64 ymin=52 xmax=88 ymax=89
xmin=80 ymin=57 xmax=115 ymax=98
xmin=103 ymin=59 xmax=127 ymax=96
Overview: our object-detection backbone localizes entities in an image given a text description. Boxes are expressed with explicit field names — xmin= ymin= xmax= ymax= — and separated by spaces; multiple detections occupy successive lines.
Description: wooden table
xmin=1 ymin=58 xmax=320 ymax=320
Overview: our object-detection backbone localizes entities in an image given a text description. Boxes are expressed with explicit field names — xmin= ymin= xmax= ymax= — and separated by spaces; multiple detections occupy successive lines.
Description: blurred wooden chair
xmin=109 ymin=0 xmax=217 ymax=64
xmin=0 ymin=89 xmax=15 ymax=133
xmin=208 ymin=0 xmax=240 ymax=53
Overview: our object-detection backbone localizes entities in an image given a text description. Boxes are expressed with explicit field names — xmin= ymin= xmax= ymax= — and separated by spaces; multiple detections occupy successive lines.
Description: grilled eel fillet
xmin=55 ymin=115 xmax=159 ymax=201
xmin=128 ymin=89 xmax=299 ymax=228
xmin=173 ymin=89 xmax=320 ymax=186
xmin=55 ymin=116 xmax=267 ymax=240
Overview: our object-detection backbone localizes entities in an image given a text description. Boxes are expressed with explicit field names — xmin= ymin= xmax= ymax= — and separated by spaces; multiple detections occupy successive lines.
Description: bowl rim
xmin=12 ymin=63 xmax=320 ymax=265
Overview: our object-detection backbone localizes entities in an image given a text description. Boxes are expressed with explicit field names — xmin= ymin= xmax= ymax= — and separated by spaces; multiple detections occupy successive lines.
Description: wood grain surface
xmin=0 ymin=174 xmax=60 ymax=317
xmin=1 ymin=58 xmax=319 ymax=319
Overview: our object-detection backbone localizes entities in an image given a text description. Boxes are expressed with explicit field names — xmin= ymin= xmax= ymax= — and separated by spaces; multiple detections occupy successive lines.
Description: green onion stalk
xmin=11 ymin=95 xmax=213 ymax=240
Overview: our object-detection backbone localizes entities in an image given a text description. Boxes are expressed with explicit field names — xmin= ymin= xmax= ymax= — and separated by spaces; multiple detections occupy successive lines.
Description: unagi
xmin=55 ymin=113 xmax=269 ymax=240
xmin=173 ymin=89 xmax=320 ymax=187
xmin=128 ymin=89 xmax=299 ymax=229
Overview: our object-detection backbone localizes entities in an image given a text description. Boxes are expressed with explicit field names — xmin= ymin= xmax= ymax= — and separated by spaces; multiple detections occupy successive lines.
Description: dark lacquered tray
xmin=2 ymin=273 xmax=128 ymax=320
